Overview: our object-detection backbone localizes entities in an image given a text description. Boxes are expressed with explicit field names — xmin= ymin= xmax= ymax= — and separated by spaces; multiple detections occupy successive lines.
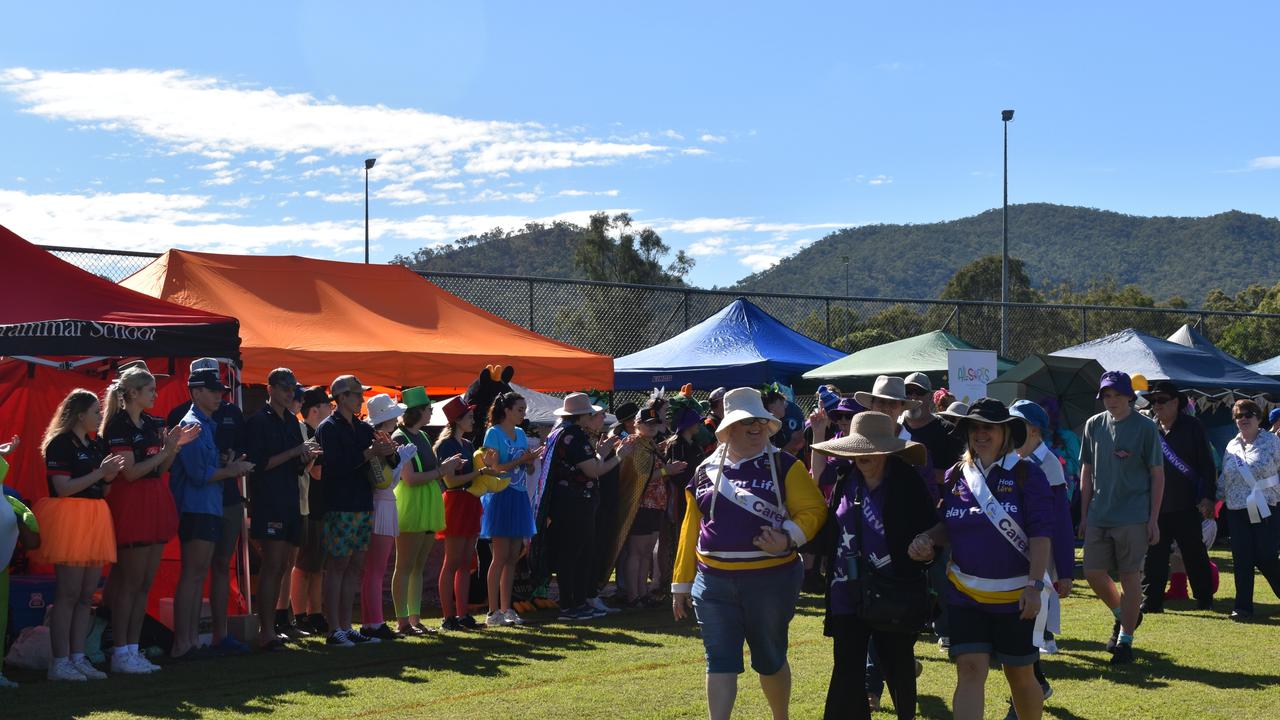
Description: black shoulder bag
xmin=851 ymin=485 xmax=933 ymax=634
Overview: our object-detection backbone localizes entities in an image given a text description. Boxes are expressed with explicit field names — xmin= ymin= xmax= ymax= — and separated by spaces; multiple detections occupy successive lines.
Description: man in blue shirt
xmin=170 ymin=369 xmax=254 ymax=659
xmin=166 ymin=358 xmax=249 ymax=655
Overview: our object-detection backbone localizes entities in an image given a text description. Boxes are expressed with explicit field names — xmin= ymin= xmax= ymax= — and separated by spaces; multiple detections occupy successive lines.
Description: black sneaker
xmin=1106 ymin=610 xmax=1143 ymax=652
xmin=1109 ymin=642 xmax=1134 ymax=665
xmin=326 ymin=630 xmax=354 ymax=648
xmin=361 ymin=624 xmax=398 ymax=642
xmin=1003 ymin=702 xmax=1019 ymax=720
xmin=283 ymin=623 xmax=312 ymax=639
xmin=308 ymin=615 xmax=330 ymax=635
xmin=347 ymin=629 xmax=380 ymax=645
xmin=457 ymin=615 xmax=480 ymax=630
xmin=441 ymin=617 xmax=463 ymax=632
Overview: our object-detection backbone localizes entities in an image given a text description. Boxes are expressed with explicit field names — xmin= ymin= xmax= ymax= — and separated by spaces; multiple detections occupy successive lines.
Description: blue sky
xmin=2 ymin=2 xmax=1278 ymax=288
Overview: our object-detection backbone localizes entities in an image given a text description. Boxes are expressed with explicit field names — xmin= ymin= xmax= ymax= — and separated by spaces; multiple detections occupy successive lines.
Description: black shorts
xmin=295 ymin=517 xmax=326 ymax=572
xmin=629 ymin=508 xmax=663 ymax=536
xmin=178 ymin=512 xmax=223 ymax=544
xmin=946 ymin=603 xmax=1038 ymax=666
xmin=251 ymin=511 xmax=303 ymax=546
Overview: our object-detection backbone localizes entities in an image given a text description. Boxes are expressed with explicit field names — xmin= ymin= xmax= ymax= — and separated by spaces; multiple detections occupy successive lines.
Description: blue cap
xmin=1269 ymin=408 xmax=1280 ymax=426
xmin=1009 ymin=399 xmax=1051 ymax=434
xmin=817 ymin=386 xmax=841 ymax=412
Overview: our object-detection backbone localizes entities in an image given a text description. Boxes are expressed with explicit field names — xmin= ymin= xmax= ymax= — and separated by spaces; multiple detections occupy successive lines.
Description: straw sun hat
xmin=811 ymin=411 xmax=926 ymax=465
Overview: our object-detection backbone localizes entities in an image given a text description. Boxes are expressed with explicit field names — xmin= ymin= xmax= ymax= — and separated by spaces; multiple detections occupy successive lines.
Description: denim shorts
xmin=691 ymin=560 xmax=803 ymax=675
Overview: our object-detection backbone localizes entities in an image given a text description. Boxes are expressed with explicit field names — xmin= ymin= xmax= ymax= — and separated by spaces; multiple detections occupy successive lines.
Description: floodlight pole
xmin=1000 ymin=110 xmax=1014 ymax=357
xmin=364 ymin=158 xmax=377 ymax=263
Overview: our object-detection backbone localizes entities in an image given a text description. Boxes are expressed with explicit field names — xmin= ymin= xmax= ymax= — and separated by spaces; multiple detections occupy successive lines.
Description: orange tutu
xmin=31 ymin=496 xmax=117 ymax=567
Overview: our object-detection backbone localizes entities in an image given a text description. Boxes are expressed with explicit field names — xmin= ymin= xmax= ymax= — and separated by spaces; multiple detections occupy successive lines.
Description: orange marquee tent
xmin=120 ymin=250 xmax=613 ymax=393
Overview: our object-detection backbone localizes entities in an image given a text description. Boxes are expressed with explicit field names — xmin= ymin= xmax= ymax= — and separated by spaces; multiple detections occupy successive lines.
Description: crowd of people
xmin=2 ymin=359 xmax=1278 ymax=720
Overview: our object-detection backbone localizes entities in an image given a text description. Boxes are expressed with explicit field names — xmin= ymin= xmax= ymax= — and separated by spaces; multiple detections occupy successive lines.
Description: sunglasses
xmin=829 ymin=412 xmax=853 ymax=421
xmin=1235 ymin=411 xmax=1258 ymax=420
xmin=904 ymin=388 xmax=929 ymax=397
xmin=737 ymin=417 xmax=771 ymax=427
xmin=1149 ymin=396 xmax=1175 ymax=405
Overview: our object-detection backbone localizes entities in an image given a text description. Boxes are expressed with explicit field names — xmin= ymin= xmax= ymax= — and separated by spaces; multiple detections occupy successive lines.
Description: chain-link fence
xmin=39 ymin=245 xmax=1280 ymax=366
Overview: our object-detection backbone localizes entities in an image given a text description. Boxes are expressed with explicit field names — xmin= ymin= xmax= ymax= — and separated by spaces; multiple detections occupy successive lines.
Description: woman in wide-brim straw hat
xmin=671 ymin=387 xmax=828 ymax=720
xmin=910 ymin=398 xmax=1055 ymax=720
xmin=811 ymin=412 xmax=940 ymax=720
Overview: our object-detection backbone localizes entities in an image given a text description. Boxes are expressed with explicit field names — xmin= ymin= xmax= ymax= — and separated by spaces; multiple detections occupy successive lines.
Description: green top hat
xmin=402 ymin=386 xmax=432 ymax=409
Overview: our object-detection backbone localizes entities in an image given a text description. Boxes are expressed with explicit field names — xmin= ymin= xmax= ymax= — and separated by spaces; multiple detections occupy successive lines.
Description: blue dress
xmin=480 ymin=426 xmax=537 ymax=539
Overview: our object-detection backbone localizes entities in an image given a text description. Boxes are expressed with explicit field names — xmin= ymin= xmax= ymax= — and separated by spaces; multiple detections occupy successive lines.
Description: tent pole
xmin=230 ymin=363 xmax=252 ymax=619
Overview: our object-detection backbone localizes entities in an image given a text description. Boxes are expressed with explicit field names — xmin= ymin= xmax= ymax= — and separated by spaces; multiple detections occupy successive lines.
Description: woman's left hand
xmin=1019 ymin=586 xmax=1042 ymax=620
xmin=753 ymin=526 xmax=792 ymax=556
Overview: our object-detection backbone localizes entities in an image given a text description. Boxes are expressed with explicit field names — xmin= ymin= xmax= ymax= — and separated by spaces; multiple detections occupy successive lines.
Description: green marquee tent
xmin=802 ymin=330 xmax=1014 ymax=383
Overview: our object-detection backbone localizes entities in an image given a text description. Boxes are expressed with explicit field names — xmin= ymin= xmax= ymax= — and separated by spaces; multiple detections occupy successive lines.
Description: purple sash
xmin=1160 ymin=435 xmax=1201 ymax=497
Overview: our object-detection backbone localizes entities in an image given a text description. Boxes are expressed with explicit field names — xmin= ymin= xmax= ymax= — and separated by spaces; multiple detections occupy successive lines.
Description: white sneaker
xmin=502 ymin=609 xmax=523 ymax=626
xmin=485 ymin=611 xmax=506 ymax=627
xmin=132 ymin=650 xmax=161 ymax=673
xmin=587 ymin=597 xmax=620 ymax=615
xmin=72 ymin=657 xmax=108 ymax=680
xmin=48 ymin=658 xmax=87 ymax=682
xmin=110 ymin=651 xmax=149 ymax=675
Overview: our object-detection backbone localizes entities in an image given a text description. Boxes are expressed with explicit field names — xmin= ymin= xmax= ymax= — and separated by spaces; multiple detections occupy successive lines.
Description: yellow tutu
xmin=31 ymin=496 xmax=116 ymax=567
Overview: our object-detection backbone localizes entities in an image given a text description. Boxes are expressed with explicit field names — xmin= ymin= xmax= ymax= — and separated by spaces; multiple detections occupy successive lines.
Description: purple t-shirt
xmin=829 ymin=473 xmax=891 ymax=615
xmin=941 ymin=456 xmax=1053 ymax=613
xmin=689 ymin=449 xmax=799 ymax=577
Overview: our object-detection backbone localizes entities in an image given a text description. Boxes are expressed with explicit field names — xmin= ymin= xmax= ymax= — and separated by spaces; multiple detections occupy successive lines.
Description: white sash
xmin=707 ymin=445 xmax=789 ymax=528
xmin=1228 ymin=440 xmax=1279 ymax=524
xmin=959 ymin=454 xmax=1057 ymax=648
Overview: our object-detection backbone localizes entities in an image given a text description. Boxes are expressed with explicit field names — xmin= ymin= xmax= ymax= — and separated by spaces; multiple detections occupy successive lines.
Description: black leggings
xmin=549 ymin=485 xmax=598 ymax=609
xmin=825 ymin=617 xmax=917 ymax=720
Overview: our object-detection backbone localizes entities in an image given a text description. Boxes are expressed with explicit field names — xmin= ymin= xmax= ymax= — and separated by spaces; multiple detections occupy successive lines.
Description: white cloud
xmin=245 ymin=159 xmax=275 ymax=171
xmin=0 ymin=187 xmax=631 ymax=258
xmin=558 ymin=189 xmax=620 ymax=197
xmin=0 ymin=67 xmax=675 ymax=198
xmin=867 ymin=174 xmax=893 ymax=185
xmin=661 ymin=129 xmax=685 ymax=140
xmin=432 ymin=181 xmax=465 ymax=190
xmin=686 ymin=236 xmax=733 ymax=257
xmin=1249 ymin=156 xmax=1280 ymax=170
xmin=740 ymin=253 xmax=782 ymax=272
xmin=681 ymin=147 xmax=710 ymax=156
xmin=699 ymin=134 xmax=727 ymax=143
xmin=663 ymin=217 xmax=754 ymax=234
xmin=144 ymin=177 xmax=166 ymax=184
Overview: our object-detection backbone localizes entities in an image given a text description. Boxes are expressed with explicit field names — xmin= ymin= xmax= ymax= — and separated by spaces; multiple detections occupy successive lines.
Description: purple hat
xmin=1097 ymin=370 xmax=1136 ymax=400
xmin=676 ymin=408 xmax=702 ymax=433
xmin=832 ymin=396 xmax=863 ymax=415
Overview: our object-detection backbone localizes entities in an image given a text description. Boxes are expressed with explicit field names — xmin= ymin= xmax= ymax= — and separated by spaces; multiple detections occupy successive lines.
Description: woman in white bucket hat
xmin=671 ymin=387 xmax=827 ymax=720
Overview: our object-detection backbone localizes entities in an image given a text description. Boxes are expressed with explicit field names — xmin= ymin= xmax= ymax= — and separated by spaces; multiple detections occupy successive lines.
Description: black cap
xmin=188 ymin=369 xmax=227 ymax=392
xmin=300 ymin=386 xmax=332 ymax=413
xmin=268 ymin=367 xmax=298 ymax=389
xmin=638 ymin=407 xmax=663 ymax=425
xmin=613 ymin=402 xmax=639 ymax=423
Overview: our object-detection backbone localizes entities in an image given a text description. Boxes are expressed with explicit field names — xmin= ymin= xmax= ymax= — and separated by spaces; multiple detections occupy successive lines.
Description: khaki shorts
xmin=1084 ymin=523 xmax=1148 ymax=573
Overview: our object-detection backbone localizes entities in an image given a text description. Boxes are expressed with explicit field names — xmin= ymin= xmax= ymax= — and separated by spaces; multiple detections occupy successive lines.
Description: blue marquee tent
xmin=612 ymin=298 xmax=844 ymax=391
xmin=1052 ymin=328 xmax=1280 ymax=395
xmin=1248 ymin=355 xmax=1280 ymax=378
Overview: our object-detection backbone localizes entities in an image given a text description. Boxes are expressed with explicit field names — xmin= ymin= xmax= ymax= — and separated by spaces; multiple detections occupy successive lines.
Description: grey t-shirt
xmin=1079 ymin=409 xmax=1162 ymax=527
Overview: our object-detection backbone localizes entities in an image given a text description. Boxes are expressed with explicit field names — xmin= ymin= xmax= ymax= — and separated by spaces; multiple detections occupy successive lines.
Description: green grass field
xmin=5 ymin=549 xmax=1279 ymax=719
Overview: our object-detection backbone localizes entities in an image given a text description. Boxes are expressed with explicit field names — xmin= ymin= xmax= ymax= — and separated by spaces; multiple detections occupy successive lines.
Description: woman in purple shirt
xmin=911 ymin=398 xmax=1054 ymax=720
xmin=812 ymin=412 xmax=939 ymax=720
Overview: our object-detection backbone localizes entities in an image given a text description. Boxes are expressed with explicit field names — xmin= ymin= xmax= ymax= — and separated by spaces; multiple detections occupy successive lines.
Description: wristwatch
xmin=1025 ymin=579 xmax=1046 ymax=592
